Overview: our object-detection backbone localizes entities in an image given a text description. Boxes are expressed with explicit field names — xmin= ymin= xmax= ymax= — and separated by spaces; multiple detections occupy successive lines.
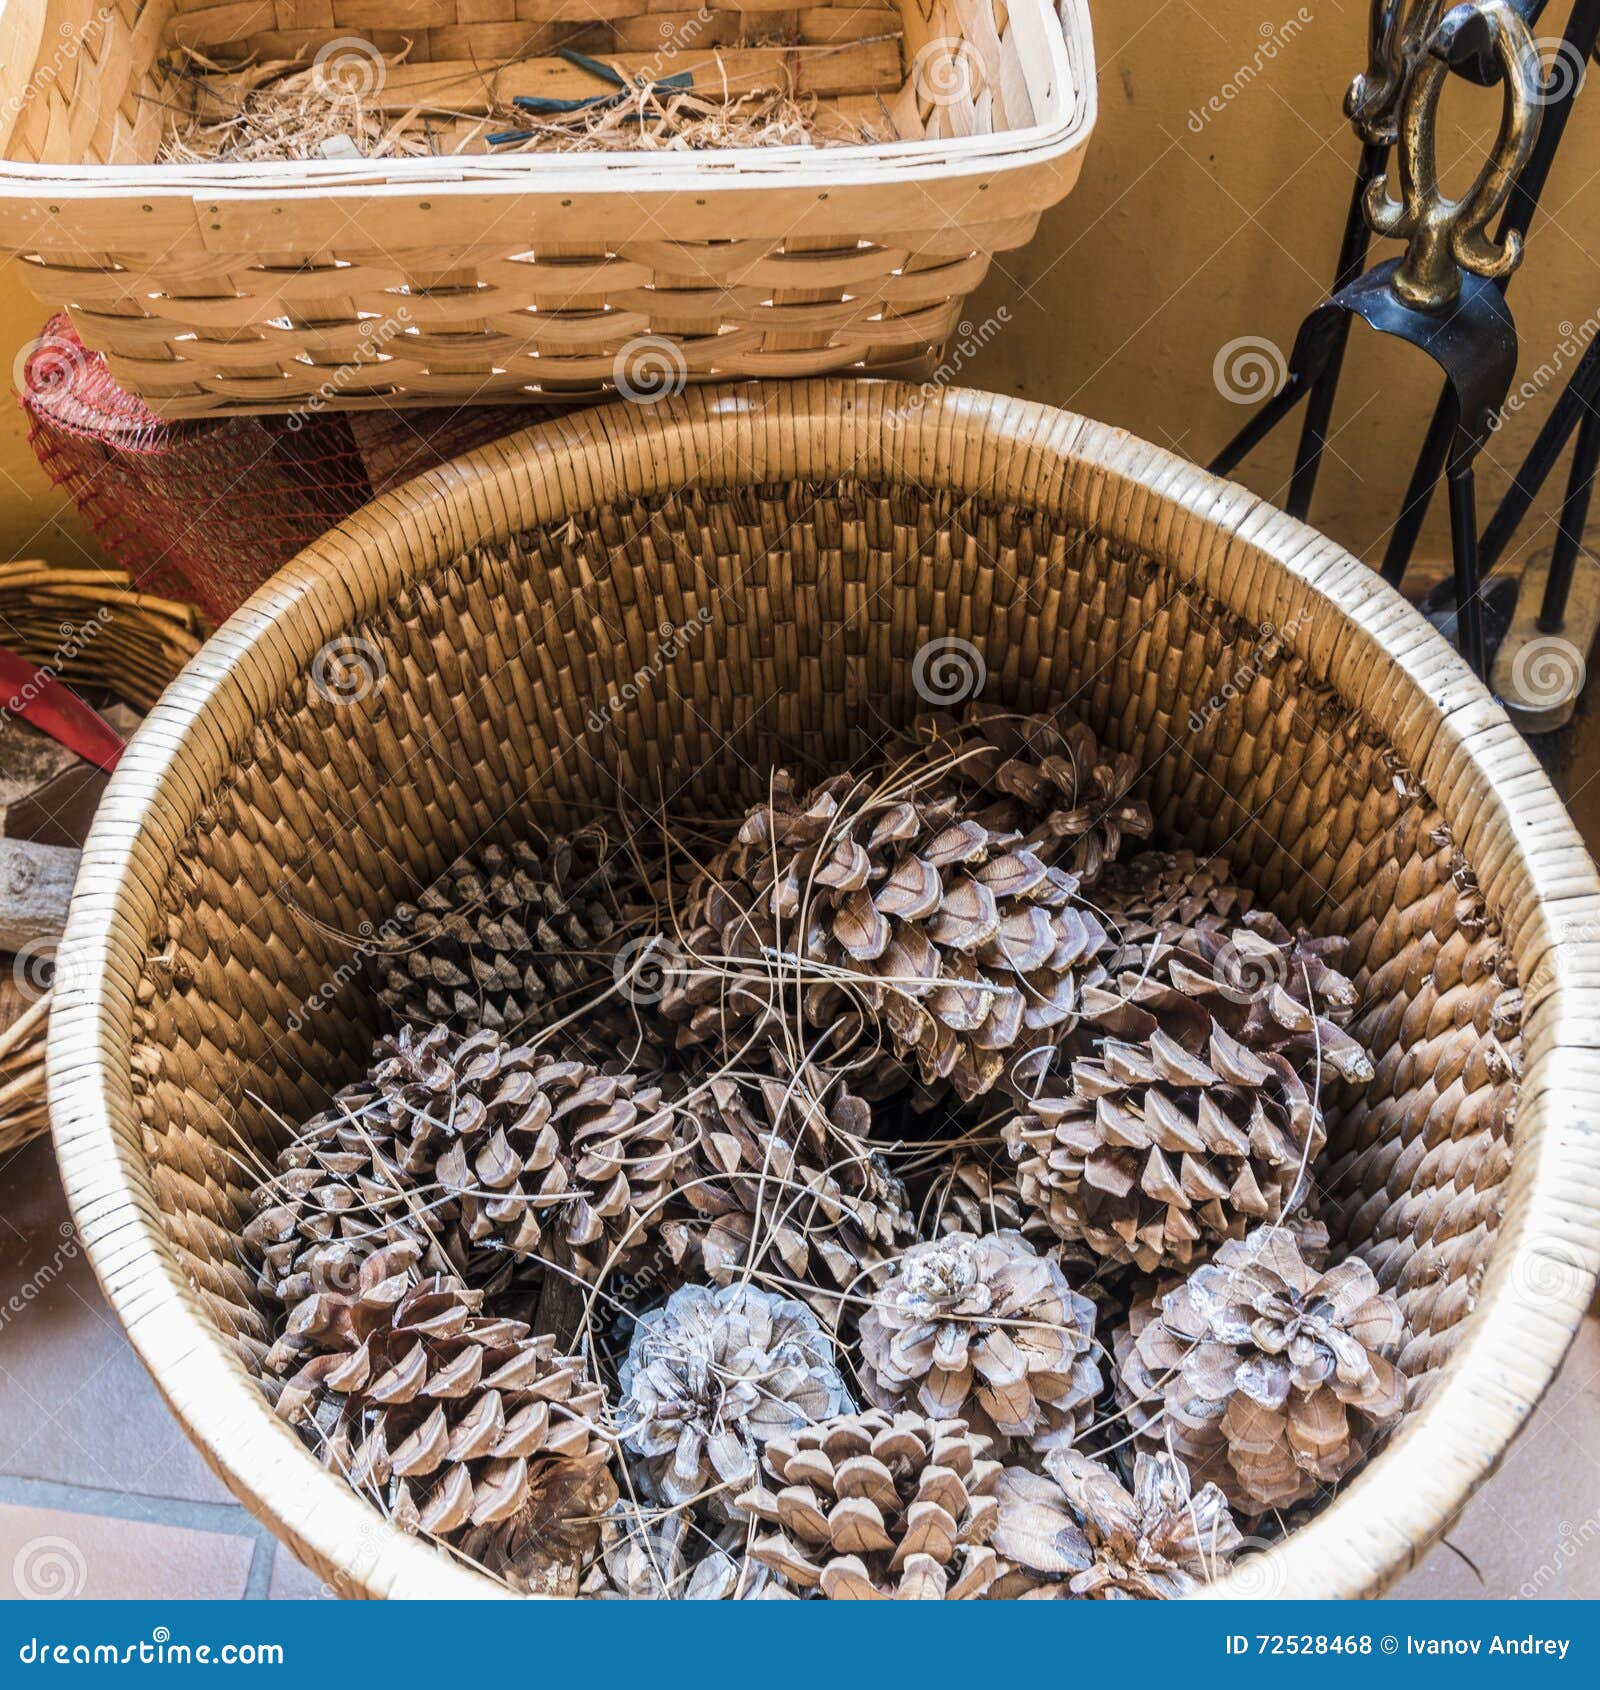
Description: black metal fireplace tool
xmin=1211 ymin=0 xmax=1544 ymax=679
xmin=1216 ymin=0 xmax=1600 ymax=703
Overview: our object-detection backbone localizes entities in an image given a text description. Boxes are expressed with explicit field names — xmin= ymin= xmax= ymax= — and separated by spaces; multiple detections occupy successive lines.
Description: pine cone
xmin=894 ymin=704 xmax=1153 ymax=883
xmin=663 ymin=703 xmax=1134 ymax=1102
xmin=671 ymin=1060 xmax=914 ymax=1316
xmin=270 ymin=1247 xmax=614 ymax=1585
xmin=1005 ymin=1025 xmax=1326 ymax=1274
xmin=255 ymin=1025 xmax=683 ymax=1287
xmin=857 ymin=1231 xmax=1100 ymax=1453
xmin=1281 ymin=1191 xmax=1331 ymax=1267
xmin=992 ymin=1450 xmax=1242 ymax=1599
xmin=376 ymin=830 xmax=663 ymax=1064
xmin=1093 ymin=851 xmax=1251 ymax=935
xmin=1092 ymin=852 xmax=1371 ymax=1080
xmin=1002 ymin=857 xmax=1370 ymax=1273
xmin=457 ymin=1461 xmax=618 ymax=1595
xmin=244 ymin=1086 xmax=460 ymax=1314
xmin=928 ymin=1162 xmax=1114 ymax=1306
xmin=741 ymin=1407 xmax=1002 ymax=1598
xmin=584 ymin=1505 xmax=777 ymax=1599
xmin=1114 ymin=1227 xmax=1407 ymax=1513
xmin=618 ymin=1282 xmax=853 ymax=1520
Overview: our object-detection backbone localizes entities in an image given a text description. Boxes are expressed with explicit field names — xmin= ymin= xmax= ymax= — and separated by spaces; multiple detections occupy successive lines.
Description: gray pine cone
xmin=618 ymin=1282 xmax=853 ymax=1519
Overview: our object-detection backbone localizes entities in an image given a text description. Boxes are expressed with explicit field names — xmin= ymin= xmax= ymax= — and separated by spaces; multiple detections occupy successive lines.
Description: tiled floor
xmin=0 ymin=1122 xmax=1597 ymax=1600
xmin=0 ymin=1134 xmax=328 ymax=1601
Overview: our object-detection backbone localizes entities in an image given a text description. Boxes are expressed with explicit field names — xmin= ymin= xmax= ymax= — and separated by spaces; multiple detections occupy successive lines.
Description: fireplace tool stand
xmin=1209 ymin=0 xmax=1600 ymax=719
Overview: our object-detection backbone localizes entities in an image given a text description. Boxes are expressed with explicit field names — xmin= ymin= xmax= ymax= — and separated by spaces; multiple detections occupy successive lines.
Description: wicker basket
xmin=0 ymin=0 xmax=1093 ymax=420
xmin=49 ymin=382 xmax=1600 ymax=1598
xmin=1 ymin=560 xmax=206 ymax=1158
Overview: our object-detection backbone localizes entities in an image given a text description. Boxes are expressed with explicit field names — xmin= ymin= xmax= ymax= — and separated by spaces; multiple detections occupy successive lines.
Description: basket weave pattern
xmin=49 ymin=383 xmax=1600 ymax=1598
xmin=0 ymin=0 xmax=1093 ymax=417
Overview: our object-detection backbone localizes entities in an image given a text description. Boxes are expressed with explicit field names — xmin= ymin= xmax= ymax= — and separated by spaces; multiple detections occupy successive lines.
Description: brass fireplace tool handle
xmin=1346 ymin=0 xmax=1445 ymax=146
xmin=1365 ymin=0 xmax=1543 ymax=309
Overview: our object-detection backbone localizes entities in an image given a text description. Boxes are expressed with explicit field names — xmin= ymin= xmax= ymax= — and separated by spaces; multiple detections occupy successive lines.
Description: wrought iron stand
xmin=1208 ymin=0 xmax=1600 ymax=724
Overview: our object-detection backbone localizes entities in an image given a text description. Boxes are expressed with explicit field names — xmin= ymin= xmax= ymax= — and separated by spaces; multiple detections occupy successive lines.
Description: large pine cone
xmin=892 ymin=704 xmax=1152 ymax=882
xmin=668 ymin=1060 xmax=914 ymax=1319
xmin=1092 ymin=852 xmax=1371 ymax=1079
xmin=857 ymin=1231 xmax=1100 ymax=1454
xmin=741 ymin=1408 xmax=1002 ymax=1598
xmin=376 ymin=830 xmax=663 ymax=1065
xmin=1091 ymin=851 xmax=1251 ymax=937
xmin=248 ymin=1025 xmax=683 ymax=1294
xmin=617 ymin=1282 xmax=853 ymax=1520
xmin=992 ymin=1449 xmax=1242 ymax=1599
xmin=663 ymin=703 xmax=1139 ymax=1102
xmin=456 ymin=1461 xmax=619 ymax=1595
xmin=244 ymin=1085 xmax=460 ymax=1314
xmin=269 ymin=1245 xmax=614 ymax=1587
xmin=1005 ymin=1024 xmax=1326 ymax=1274
xmin=1114 ymin=1227 xmax=1407 ymax=1513
xmin=1002 ymin=856 xmax=1370 ymax=1273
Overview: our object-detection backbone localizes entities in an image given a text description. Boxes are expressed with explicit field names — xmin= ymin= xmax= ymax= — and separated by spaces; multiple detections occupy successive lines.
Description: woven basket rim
xmin=48 ymin=379 xmax=1600 ymax=1600
xmin=0 ymin=2 xmax=1091 ymax=199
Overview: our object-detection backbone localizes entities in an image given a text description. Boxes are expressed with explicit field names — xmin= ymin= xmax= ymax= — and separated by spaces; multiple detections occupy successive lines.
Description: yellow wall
xmin=969 ymin=0 xmax=1600 ymax=573
xmin=1 ymin=1 xmax=1596 ymax=578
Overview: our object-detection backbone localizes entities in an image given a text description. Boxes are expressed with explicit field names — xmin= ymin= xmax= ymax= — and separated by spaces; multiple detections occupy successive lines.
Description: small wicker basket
xmin=49 ymin=382 xmax=1600 ymax=1598
xmin=0 ymin=0 xmax=1093 ymax=419
xmin=1 ymin=560 xmax=205 ymax=1158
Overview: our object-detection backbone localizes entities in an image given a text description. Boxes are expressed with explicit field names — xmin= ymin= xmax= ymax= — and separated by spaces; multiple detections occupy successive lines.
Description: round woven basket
xmin=49 ymin=381 xmax=1600 ymax=1600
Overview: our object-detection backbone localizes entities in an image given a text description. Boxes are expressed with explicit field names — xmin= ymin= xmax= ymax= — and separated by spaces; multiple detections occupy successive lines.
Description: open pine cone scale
xmin=741 ymin=1408 xmax=1003 ymax=1599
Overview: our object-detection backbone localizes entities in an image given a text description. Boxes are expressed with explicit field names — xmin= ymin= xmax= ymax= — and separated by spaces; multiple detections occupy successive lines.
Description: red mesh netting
xmin=20 ymin=316 xmax=543 ymax=623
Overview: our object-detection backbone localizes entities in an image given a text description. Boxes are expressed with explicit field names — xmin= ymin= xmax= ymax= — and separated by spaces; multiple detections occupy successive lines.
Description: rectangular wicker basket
xmin=0 ymin=0 xmax=1095 ymax=418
